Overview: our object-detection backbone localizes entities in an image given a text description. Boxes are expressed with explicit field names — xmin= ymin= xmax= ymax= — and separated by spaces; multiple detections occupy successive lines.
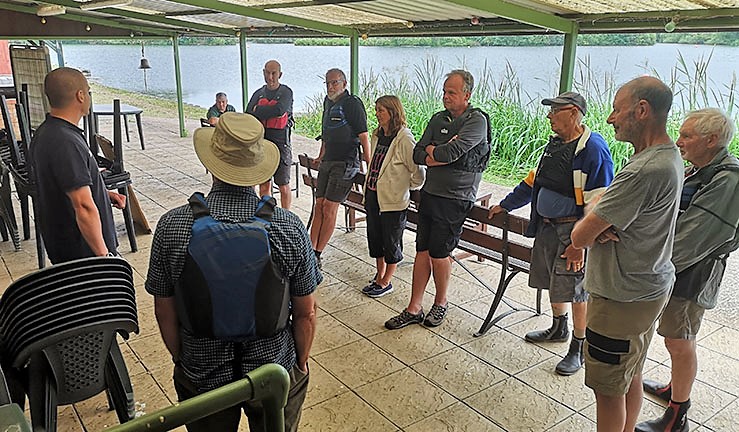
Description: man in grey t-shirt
xmin=571 ymin=76 xmax=683 ymax=432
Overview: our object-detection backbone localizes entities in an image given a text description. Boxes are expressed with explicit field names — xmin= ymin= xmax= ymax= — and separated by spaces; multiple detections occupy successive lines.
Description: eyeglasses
xmin=549 ymin=105 xmax=577 ymax=114
xmin=325 ymin=79 xmax=345 ymax=87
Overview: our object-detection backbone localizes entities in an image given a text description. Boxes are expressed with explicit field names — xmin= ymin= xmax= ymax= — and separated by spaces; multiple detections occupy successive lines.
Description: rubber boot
xmin=643 ymin=379 xmax=672 ymax=403
xmin=635 ymin=400 xmax=690 ymax=432
xmin=555 ymin=336 xmax=584 ymax=376
xmin=525 ymin=314 xmax=570 ymax=342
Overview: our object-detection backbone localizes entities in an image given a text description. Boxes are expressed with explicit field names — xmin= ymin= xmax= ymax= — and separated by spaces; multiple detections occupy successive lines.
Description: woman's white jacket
xmin=365 ymin=126 xmax=426 ymax=212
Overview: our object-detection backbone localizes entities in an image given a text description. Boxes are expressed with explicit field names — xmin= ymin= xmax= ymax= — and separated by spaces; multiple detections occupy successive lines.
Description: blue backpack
xmin=175 ymin=193 xmax=290 ymax=341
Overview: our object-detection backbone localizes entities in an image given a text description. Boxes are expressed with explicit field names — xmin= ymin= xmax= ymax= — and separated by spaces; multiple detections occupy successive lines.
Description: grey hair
xmin=446 ymin=69 xmax=474 ymax=93
xmin=325 ymin=68 xmax=347 ymax=82
xmin=685 ymin=108 xmax=736 ymax=148
xmin=215 ymin=92 xmax=227 ymax=100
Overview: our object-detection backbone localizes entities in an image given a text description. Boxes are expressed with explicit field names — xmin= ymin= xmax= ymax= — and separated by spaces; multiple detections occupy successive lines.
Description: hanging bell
xmin=139 ymin=57 xmax=151 ymax=69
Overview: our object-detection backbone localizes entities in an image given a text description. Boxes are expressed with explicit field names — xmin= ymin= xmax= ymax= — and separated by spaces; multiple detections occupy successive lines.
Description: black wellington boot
xmin=555 ymin=337 xmax=584 ymax=376
xmin=635 ymin=400 xmax=690 ymax=432
xmin=643 ymin=379 xmax=672 ymax=403
xmin=525 ymin=314 xmax=570 ymax=342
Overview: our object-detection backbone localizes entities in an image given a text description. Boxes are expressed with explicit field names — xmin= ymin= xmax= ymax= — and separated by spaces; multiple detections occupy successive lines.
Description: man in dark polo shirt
xmin=206 ymin=92 xmax=236 ymax=126
xmin=30 ymin=67 xmax=125 ymax=264
xmin=246 ymin=60 xmax=294 ymax=209
xmin=309 ymin=68 xmax=370 ymax=267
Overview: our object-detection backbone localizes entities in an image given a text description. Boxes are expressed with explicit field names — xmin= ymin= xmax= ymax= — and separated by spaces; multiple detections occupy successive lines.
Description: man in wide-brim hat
xmin=146 ymin=112 xmax=321 ymax=432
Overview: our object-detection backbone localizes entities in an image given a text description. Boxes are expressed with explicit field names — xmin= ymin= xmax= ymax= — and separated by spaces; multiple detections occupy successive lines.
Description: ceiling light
xmin=79 ymin=0 xmax=133 ymax=11
xmin=36 ymin=4 xmax=66 ymax=16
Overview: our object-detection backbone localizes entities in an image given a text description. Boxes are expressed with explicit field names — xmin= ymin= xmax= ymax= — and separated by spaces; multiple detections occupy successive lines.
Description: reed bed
xmin=294 ymin=54 xmax=739 ymax=184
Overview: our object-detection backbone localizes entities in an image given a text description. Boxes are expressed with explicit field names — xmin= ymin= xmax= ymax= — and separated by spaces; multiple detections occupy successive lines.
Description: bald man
xmin=571 ymin=76 xmax=683 ymax=432
xmin=29 ymin=67 xmax=125 ymax=264
xmin=246 ymin=60 xmax=294 ymax=209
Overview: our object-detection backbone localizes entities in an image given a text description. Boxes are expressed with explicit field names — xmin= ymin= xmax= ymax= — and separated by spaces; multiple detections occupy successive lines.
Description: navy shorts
xmin=365 ymin=189 xmax=407 ymax=264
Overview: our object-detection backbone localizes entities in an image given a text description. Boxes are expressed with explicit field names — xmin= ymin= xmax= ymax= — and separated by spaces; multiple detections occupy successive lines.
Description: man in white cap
xmin=146 ymin=112 xmax=321 ymax=432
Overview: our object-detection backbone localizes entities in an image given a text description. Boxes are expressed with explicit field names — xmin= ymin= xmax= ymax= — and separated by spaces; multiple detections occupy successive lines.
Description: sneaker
xmin=385 ymin=309 xmax=424 ymax=330
xmin=362 ymin=282 xmax=379 ymax=294
xmin=423 ymin=303 xmax=448 ymax=327
xmin=367 ymin=283 xmax=393 ymax=298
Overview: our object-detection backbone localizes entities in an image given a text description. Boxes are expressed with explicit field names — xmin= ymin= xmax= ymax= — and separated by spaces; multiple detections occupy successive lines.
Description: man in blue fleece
xmin=489 ymin=92 xmax=614 ymax=376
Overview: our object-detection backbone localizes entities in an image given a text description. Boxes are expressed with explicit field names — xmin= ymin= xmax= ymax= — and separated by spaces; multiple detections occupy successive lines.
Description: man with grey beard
xmin=309 ymin=68 xmax=370 ymax=268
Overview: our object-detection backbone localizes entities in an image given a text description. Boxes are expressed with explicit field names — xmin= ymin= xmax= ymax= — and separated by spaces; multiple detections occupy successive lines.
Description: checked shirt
xmin=146 ymin=182 xmax=321 ymax=392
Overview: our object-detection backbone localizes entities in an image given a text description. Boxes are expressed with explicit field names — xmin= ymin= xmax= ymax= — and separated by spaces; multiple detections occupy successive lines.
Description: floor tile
xmin=547 ymin=413 xmax=595 ymax=431
xmin=705 ymin=397 xmax=739 ymax=431
xmin=404 ymin=402 xmax=505 ymax=432
xmin=425 ymin=304 xmax=487 ymax=345
xmin=312 ymin=314 xmax=362 ymax=355
xmin=356 ymin=367 xmax=456 ymax=428
xmin=333 ymin=300 xmax=400 ymax=337
xmin=698 ymin=326 xmax=739 ymax=360
xmin=516 ymin=356 xmax=592 ymax=411
xmin=463 ymin=329 xmax=555 ymax=375
xmin=412 ymin=347 xmax=506 ymax=399
xmin=314 ymin=280 xmax=372 ymax=314
xmin=303 ymin=360 xmax=350 ymax=408
xmin=300 ymin=391 xmax=397 ymax=431
xmin=370 ymin=325 xmax=456 ymax=365
xmin=466 ymin=377 xmax=572 ymax=430
xmin=314 ymin=338 xmax=404 ymax=388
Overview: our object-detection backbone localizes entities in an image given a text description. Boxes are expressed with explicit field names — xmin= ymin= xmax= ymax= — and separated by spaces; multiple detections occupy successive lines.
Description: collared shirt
xmin=29 ymin=114 xmax=117 ymax=263
xmin=145 ymin=183 xmax=321 ymax=392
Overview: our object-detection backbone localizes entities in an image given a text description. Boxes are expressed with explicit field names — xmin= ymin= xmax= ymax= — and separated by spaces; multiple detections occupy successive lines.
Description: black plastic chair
xmin=0 ymin=158 xmax=20 ymax=251
xmin=92 ymin=99 xmax=137 ymax=253
xmin=0 ymin=94 xmax=44 ymax=267
xmin=0 ymin=367 xmax=32 ymax=432
xmin=0 ymin=256 xmax=139 ymax=432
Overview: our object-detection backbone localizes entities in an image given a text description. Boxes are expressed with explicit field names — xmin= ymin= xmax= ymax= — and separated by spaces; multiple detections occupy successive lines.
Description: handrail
xmin=106 ymin=363 xmax=290 ymax=432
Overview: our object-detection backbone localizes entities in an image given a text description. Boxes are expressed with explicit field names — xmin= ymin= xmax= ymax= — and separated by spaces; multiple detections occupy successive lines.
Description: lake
xmin=61 ymin=43 xmax=739 ymax=112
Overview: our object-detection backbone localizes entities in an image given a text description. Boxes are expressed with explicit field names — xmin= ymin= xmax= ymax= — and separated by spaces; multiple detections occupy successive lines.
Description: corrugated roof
xmin=1 ymin=0 xmax=738 ymax=38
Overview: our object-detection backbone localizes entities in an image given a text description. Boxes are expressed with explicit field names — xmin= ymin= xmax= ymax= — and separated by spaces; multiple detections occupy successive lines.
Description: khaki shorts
xmin=657 ymin=296 xmax=705 ymax=340
xmin=584 ymin=295 xmax=668 ymax=396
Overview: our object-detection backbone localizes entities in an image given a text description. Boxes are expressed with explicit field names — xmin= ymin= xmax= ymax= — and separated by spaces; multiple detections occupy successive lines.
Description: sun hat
xmin=541 ymin=91 xmax=587 ymax=115
xmin=193 ymin=112 xmax=279 ymax=187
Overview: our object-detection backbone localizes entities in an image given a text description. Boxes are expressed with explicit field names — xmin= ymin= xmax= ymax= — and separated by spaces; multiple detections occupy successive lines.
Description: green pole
xmin=559 ymin=25 xmax=579 ymax=93
xmin=349 ymin=32 xmax=359 ymax=95
xmin=172 ymin=35 xmax=186 ymax=137
xmin=240 ymin=30 xmax=249 ymax=112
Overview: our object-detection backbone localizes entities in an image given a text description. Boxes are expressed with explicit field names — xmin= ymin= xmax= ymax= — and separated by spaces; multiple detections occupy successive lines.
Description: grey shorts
xmin=529 ymin=221 xmax=587 ymax=303
xmin=316 ymin=161 xmax=354 ymax=203
xmin=272 ymin=142 xmax=293 ymax=186
xmin=658 ymin=296 xmax=706 ymax=340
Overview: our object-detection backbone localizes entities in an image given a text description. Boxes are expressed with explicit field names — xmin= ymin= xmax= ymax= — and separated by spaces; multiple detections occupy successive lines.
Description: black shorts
xmin=271 ymin=141 xmax=293 ymax=186
xmin=416 ymin=191 xmax=473 ymax=259
xmin=365 ymin=189 xmax=406 ymax=264
xmin=316 ymin=161 xmax=354 ymax=203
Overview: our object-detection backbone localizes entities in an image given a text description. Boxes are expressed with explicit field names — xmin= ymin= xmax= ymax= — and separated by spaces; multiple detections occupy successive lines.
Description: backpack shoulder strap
xmin=255 ymin=195 xmax=277 ymax=222
xmin=188 ymin=192 xmax=210 ymax=220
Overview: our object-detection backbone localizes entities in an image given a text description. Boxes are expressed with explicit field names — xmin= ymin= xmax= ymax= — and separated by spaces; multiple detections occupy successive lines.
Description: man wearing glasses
xmin=489 ymin=91 xmax=614 ymax=376
xmin=310 ymin=68 xmax=370 ymax=268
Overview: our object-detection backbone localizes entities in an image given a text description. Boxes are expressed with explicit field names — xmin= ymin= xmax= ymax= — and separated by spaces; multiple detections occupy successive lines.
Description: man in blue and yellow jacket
xmin=489 ymin=91 xmax=614 ymax=376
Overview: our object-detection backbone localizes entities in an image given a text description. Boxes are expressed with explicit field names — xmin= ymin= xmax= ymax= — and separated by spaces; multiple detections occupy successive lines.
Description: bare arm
xmin=291 ymin=293 xmax=317 ymax=372
xmin=66 ymin=186 xmax=108 ymax=256
xmin=154 ymin=296 xmax=181 ymax=361
xmin=359 ymin=132 xmax=371 ymax=168
xmin=571 ymin=211 xmax=613 ymax=250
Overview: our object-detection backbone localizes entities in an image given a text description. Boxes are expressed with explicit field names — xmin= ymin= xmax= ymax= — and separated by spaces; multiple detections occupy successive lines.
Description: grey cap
xmin=541 ymin=91 xmax=587 ymax=115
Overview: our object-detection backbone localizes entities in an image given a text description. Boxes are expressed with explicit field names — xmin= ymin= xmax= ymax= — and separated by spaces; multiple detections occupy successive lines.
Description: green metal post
xmin=172 ymin=35 xmax=186 ymax=137
xmin=559 ymin=25 xmax=579 ymax=93
xmin=349 ymin=32 xmax=359 ymax=95
xmin=105 ymin=364 xmax=290 ymax=432
xmin=240 ymin=30 xmax=249 ymax=112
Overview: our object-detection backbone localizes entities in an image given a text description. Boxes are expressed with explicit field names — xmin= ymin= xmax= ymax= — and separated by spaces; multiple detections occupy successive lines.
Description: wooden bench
xmin=298 ymin=154 xmax=541 ymax=336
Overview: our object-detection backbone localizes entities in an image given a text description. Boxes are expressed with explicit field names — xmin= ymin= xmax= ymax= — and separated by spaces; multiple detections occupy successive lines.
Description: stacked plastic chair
xmin=0 ymin=256 xmax=139 ymax=431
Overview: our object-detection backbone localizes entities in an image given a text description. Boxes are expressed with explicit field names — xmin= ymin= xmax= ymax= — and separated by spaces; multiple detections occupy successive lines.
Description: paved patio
xmin=0 ymin=115 xmax=737 ymax=431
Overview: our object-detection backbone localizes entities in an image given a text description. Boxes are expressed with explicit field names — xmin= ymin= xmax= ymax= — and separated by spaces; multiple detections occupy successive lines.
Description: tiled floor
xmin=1 ymin=116 xmax=738 ymax=431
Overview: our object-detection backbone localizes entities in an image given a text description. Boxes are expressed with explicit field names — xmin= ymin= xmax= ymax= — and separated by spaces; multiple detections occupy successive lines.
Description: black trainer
xmin=643 ymin=379 xmax=672 ymax=403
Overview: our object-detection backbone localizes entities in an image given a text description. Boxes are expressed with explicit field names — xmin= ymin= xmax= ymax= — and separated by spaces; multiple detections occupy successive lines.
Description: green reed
xmin=294 ymin=53 xmax=739 ymax=184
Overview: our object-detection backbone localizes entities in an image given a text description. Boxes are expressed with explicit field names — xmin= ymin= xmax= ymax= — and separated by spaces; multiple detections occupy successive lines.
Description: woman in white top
xmin=362 ymin=95 xmax=426 ymax=297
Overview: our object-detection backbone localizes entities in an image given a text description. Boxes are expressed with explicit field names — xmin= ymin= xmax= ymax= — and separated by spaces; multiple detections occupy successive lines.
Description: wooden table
xmin=93 ymin=104 xmax=146 ymax=150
